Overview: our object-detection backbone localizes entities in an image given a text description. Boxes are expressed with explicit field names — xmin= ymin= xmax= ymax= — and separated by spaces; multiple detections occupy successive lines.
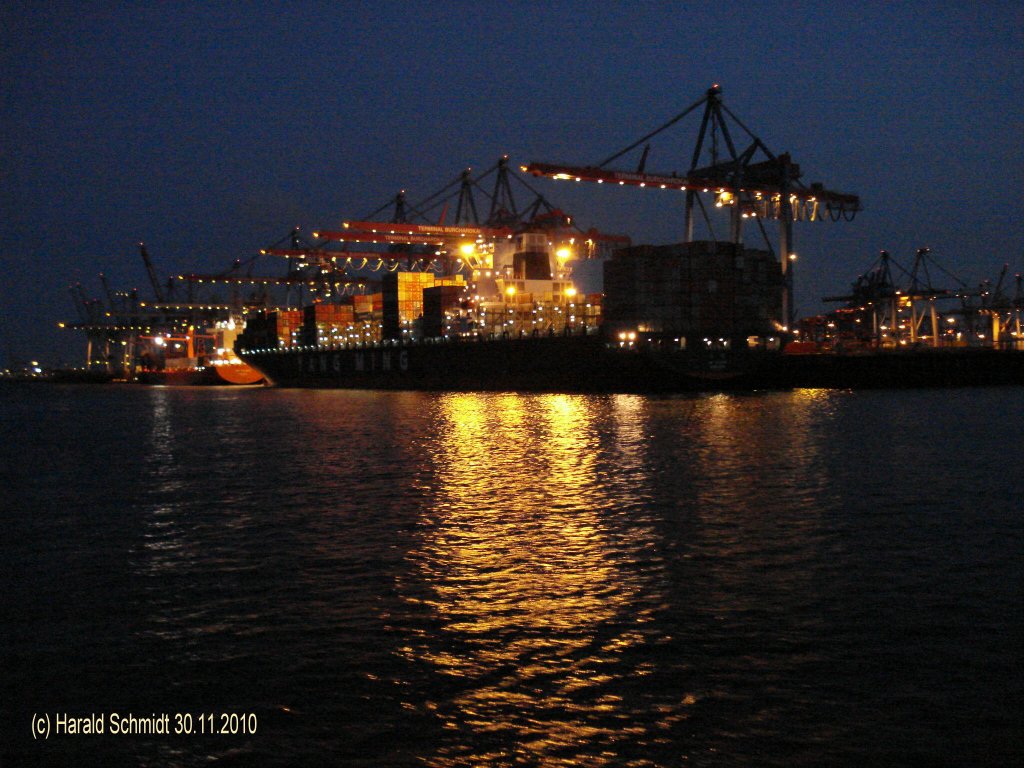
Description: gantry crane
xmin=138 ymin=243 xmax=166 ymax=303
xmin=817 ymin=248 xmax=1022 ymax=349
xmin=284 ymin=156 xmax=626 ymax=276
xmin=523 ymin=84 xmax=861 ymax=331
xmin=64 ymin=238 xmax=312 ymax=375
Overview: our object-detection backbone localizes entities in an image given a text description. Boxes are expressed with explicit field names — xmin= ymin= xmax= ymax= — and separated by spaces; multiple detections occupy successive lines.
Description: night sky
xmin=2 ymin=2 xmax=1021 ymax=366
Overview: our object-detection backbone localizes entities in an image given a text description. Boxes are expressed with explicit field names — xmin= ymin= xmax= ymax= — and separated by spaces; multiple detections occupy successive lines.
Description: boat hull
xmin=238 ymin=335 xmax=774 ymax=393
xmin=136 ymin=363 xmax=264 ymax=386
xmin=238 ymin=336 xmax=1024 ymax=393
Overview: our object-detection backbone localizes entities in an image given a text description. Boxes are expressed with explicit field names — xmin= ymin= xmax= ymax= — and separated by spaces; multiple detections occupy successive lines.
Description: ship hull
xmin=239 ymin=334 xmax=772 ymax=393
xmin=136 ymin=363 xmax=264 ymax=386
xmin=238 ymin=336 xmax=1024 ymax=393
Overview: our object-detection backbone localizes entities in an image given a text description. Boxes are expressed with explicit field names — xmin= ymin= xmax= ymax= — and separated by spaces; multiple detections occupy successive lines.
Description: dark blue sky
xmin=2 ymin=1 xmax=1021 ymax=365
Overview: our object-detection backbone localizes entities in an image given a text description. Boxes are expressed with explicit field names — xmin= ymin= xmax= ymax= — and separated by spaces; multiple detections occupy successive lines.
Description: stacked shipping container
xmin=477 ymin=294 xmax=602 ymax=337
xmin=382 ymin=273 xmax=464 ymax=339
xmin=382 ymin=272 xmax=435 ymax=339
xmin=423 ymin=285 xmax=468 ymax=337
xmin=603 ymin=241 xmax=783 ymax=344
xmin=302 ymin=303 xmax=356 ymax=346
xmin=244 ymin=309 xmax=304 ymax=348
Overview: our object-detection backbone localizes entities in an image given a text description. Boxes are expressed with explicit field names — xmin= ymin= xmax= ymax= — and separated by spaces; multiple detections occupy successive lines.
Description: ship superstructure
xmin=236 ymin=87 xmax=1021 ymax=391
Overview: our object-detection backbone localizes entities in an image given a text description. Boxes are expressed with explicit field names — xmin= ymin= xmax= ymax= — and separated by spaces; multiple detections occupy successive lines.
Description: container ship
xmin=236 ymin=236 xmax=796 ymax=392
xmin=235 ymin=86 xmax=1022 ymax=392
xmin=64 ymin=285 xmax=264 ymax=386
xmin=235 ymin=235 xmax=1024 ymax=392
xmin=71 ymin=87 xmax=1024 ymax=391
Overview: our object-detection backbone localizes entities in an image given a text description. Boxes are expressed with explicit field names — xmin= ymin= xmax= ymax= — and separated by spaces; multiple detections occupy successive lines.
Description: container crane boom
xmin=523 ymin=85 xmax=861 ymax=331
xmin=138 ymin=243 xmax=166 ymax=303
xmin=99 ymin=273 xmax=116 ymax=311
xmin=342 ymin=220 xmax=513 ymax=239
xmin=522 ymin=161 xmax=860 ymax=212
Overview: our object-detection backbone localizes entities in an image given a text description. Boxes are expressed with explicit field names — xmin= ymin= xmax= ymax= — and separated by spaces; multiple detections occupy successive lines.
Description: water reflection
xmin=400 ymin=393 xmax=665 ymax=766
xmin=136 ymin=389 xmax=193 ymax=577
xmin=10 ymin=384 xmax=1014 ymax=765
xmin=396 ymin=390 xmax=854 ymax=764
xmin=687 ymin=389 xmax=837 ymax=515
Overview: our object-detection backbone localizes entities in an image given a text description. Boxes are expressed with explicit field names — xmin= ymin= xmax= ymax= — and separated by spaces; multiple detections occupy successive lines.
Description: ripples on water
xmin=1 ymin=384 xmax=1022 ymax=766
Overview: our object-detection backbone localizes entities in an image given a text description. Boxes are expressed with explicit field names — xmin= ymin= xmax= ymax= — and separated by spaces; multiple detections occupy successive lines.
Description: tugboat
xmin=138 ymin=321 xmax=263 ymax=385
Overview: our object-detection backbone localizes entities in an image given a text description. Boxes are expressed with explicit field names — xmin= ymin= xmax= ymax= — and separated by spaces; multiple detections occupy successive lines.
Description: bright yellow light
xmin=715 ymin=190 xmax=734 ymax=207
xmin=555 ymin=248 xmax=571 ymax=261
xmin=459 ymin=243 xmax=475 ymax=256
xmin=506 ymin=286 xmax=516 ymax=296
xmin=565 ymin=287 xmax=577 ymax=297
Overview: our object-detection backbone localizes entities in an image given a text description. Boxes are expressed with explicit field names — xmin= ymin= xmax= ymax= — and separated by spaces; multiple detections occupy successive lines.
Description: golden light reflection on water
xmin=136 ymin=389 xmax=193 ymax=576
xmin=689 ymin=390 xmax=836 ymax=503
xmin=685 ymin=390 xmax=840 ymax=631
xmin=395 ymin=390 xmax=846 ymax=764
xmin=400 ymin=393 xmax=665 ymax=766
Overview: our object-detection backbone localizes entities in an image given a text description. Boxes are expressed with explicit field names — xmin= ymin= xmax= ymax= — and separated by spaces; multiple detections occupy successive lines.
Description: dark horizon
xmin=2 ymin=2 xmax=1021 ymax=366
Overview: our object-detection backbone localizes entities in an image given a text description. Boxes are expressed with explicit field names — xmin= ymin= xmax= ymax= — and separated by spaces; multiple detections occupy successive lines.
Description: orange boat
xmin=138 ymin=322 xmax=263 ymax=386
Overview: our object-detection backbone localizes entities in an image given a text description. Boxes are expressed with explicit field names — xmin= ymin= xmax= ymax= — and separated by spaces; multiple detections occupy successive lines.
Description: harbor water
xmin=2 ymin=383 xmax=1022 ymax=766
